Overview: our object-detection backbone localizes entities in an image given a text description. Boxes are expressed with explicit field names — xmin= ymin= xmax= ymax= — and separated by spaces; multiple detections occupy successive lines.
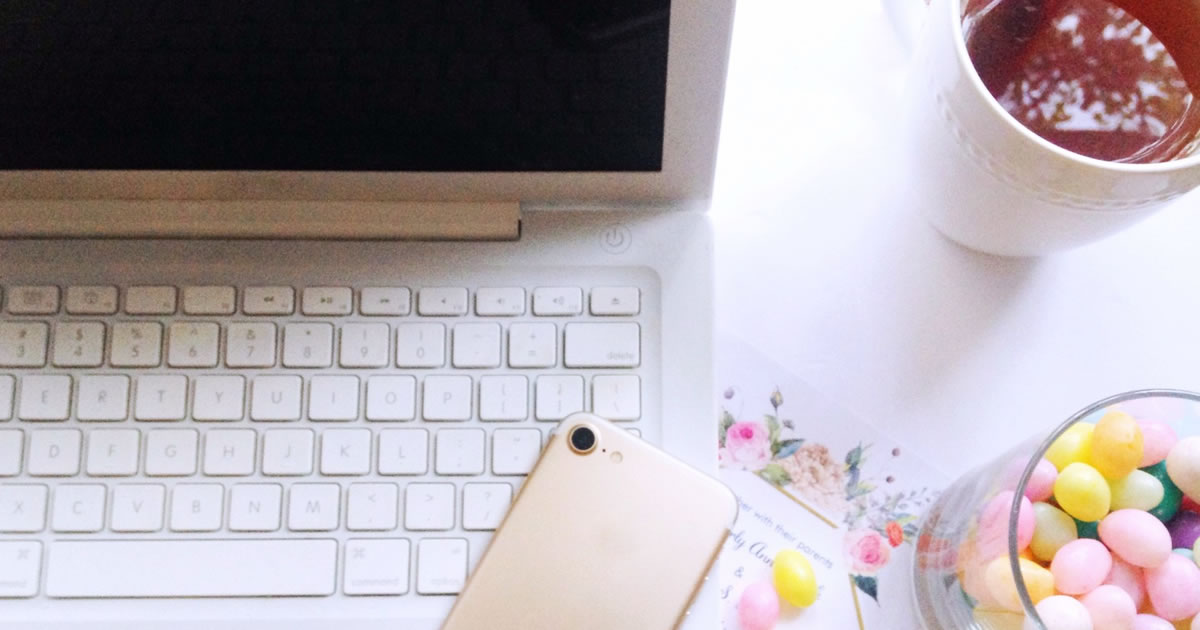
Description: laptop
xmin=0 ymin=1 xmax=734 ymax=628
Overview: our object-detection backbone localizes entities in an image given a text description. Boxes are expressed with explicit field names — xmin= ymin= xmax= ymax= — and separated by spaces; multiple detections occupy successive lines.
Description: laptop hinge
xmin=0 ymin=200 xmax=521 ymax=240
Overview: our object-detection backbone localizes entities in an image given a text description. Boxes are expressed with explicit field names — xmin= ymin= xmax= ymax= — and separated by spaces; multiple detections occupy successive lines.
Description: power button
xmin=599 ymin=224 xmax=632 ymax=254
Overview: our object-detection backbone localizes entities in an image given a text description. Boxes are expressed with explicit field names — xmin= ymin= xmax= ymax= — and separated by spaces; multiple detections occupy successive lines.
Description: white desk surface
xmin=710 ymin=0 xmax=1200 ymax=478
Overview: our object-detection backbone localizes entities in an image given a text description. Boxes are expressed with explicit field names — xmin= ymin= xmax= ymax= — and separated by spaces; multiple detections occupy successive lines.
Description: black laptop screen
xmin=0 ymin=0 xmax=670 ymax=172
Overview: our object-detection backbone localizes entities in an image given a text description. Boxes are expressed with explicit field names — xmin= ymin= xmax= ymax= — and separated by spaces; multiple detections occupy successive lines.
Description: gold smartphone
xmin=442 ymin=413 xmax=738 ymax=630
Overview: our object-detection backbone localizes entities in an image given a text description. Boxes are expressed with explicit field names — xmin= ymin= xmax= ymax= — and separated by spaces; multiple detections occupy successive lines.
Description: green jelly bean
xmin=1074 ymin=518 xmax=1100 ymax=540
xmin=1143 ymin=461 xmax=1183 ymax=522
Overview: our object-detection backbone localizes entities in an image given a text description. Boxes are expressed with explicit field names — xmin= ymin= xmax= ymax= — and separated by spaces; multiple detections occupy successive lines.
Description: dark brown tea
xmin=963 ymin=0 xmax=1200 ymax=163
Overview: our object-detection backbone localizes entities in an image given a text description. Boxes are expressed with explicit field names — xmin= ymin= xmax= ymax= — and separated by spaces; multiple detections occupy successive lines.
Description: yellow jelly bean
xmin=1054 ymin=462 xmax=1111 ymax=522
xmin=1109 ymin=469 xmax=1165 ymax=511
xmin=773 ymin=549 xmax=818 ymax=608
xmin=984 ymin=556 xmax=1055 ymax=611
xmin=1030 ymin=502 xmax=1078 ymax=563
xmin=1046 ymin=423 xmax=1095 ymax=472
xmin=1089 ymin=411 xmax=1144 ymax=480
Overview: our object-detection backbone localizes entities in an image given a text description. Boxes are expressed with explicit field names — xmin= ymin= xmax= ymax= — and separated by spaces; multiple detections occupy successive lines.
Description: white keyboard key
xmin=243 ymin=286 xmax=295 ymax=315
xmin=452 ymin=323 xmax=501 ymax=368
xmin=0 ymin=541 xmax=41 ymax=597
xmin=0 ymin=322 xmax=49 ymax=367
xmin=44 ymin=539 xmax=336 ymax=597
xmin=144 ymin=429 xmax=199 ymax=476
xmin=52 ymin=322 xmax=105 ymax=367
xmin=302 ymin=287 xmax=353 ymax=316
xmin=110 ymin=322 xmax=163 ymax=367
xmin=508 ymin=322 xmax=556 ymax=368
xmin=463 ymin=483 xmax=513 ymax=531
xmin=77 ymin=375 xmax=130 ymax=421
xmin=7 ymin=286 xmax=59 ymax=315
xmin=225 ymin=322 xmax=278 ymax=368
xmin=228 ymin=483 xmax=283 ymax=532
xmin=479 ymin=375 xmax=528 ymax=421
xmin=564 ymin=322 xmax=641 ymax=368
xmin=340 ymin=323 xmax=390 ymax=368
xmin=250 ymin=375 xmax=302 ymax=421
xmin=592 ymin=375 xmax=642 ymax=421
xmin=395 ymin=323 xmax=445 ymax=368
xmin=135 ymin=374 xmax=188 ymax=421
xmin=535 ymin=375 xmax=585 ymax=421
xmin=65 ymin=285 xmax=118 ymax=315
xmin=418 ymin=287 xmax=469 ymax=316
xmin=167 ymin=322 xmax=221 ymax=368
xmin=170 ymin=484 xmax=223 ymax=532
xmin=423 ymin=375 xmax=472 ymax=421
xmin=320 ymin=428 xmax=372 ymax=475
xmin=366 ymin=375 xmax=417 ymax=421
xmin=288 ymin=483 xmax=340 ymax=531
xmin=18 ymin=374 xmax=72 ymax=421
xmin=85 ymin=429 xmax=139 ymax=476
xmin=492 ymin=429 xmax=542 ymax=475
xmin=590 ymin=286 xmax=641 ymax=315
xmin=417 ymin=538 xmax=468 ymax=595
xmin=261 ymin=429 xmax=315 ymax=476
xmin=203 ymin=429 xmax=256 ymax=476
xmin=182 ymin=286 xmax=236 ymax=315
xmin=124 ymin=286 xmax=176 ymax=315
xmin=475 ymin=287 xmax=525 ymax=316
xmin=51 ymin=484 xmax=106 ymax=532
xmin=347 ymin=483 xmax=400 ymax=531
xmin=344 ymin=539 xmax=409 ymax=595
xmin=405 ymin=483 xmax=455 ymax=531
xmin=283 ymin=323 xmax=334 ymax=368
xmin=0 ymin=374 xmax=12 ymax=420
xmin=435 ymin=428 xmax=486 ymax=475
xmin=359 ymin=287 xmax=411 ymax=316
xmin=309 ymin=375 xmax=360 ymax=421
xmin=532 ymin=287 xmax=583 ymax=316
xmin=0 ymin=485 xmax=47 ymax=532
xmin=378 ymin=429 xmax=429 ymax=475
xmin=27 ymin=429 xmax=81 ymax=476
xmin=192 ymin=375 xmax=245 ymax=421
xmin=110 ymin=484 xmax=166 ymax=533
xmin=0 ymin=429 xmax=21 ymax=475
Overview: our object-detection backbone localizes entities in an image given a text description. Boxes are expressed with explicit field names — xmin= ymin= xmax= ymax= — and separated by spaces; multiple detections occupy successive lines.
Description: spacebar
xmin=46 ymin=539 xmax=338 ymax=598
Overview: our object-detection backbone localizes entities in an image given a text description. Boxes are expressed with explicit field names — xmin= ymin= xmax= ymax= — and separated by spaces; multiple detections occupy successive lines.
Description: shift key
xmin=564 ymin=323 xmax=640 ymax=368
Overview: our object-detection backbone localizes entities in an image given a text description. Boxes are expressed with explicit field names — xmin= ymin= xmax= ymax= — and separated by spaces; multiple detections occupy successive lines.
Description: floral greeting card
xmin=717 ymin=334 xmax=947 ymax=630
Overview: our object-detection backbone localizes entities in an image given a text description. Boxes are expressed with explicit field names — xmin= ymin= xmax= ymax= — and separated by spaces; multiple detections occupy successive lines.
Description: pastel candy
xmin=1076 ymin=518 xmax=1101 ymax=540
xmin=1194 ymin=536 xmax=1200 ymax=562
xmin=1031 ymin=502 xmax=1079 ymax=563
xmin=1056 ymin=463 xmax=1112 ymax=523
xmin=1144 ymin=554 xmax=1200 ymax=621
xmin=1167 ymin=438 xmax=1200 ymax=503
xmin=1174 ymin=548 xmax=1194 ymax=560
xmin=773 ymin=550 xmax=818 ymax=608
xmin=1144 ymin=461 xmax=1184 ymax=522
xmin=1051 ymin=539 xmax=1113 ymax=595
xmin=1137 ymin=419 xmax=1177 ymax=467
xmin=1105 ymin=557 xmax=1146 ymax=610
xmin=1025 ymin=459 xmax=1059 ymax=503
xmin=1099 ymin=509 xmax=1173 ymax=569
xmin=1090 ymin=411 xmax=1145 ymax=480
xmin=1023 ymin=595 xmax=1093 ymax=630
xmin=1110 ymin=470 xmax=1166 ymax=512
xmin=1047 ymin=423 xmax=1096 ymax=471
xmin=737 ymin=582 xmax=780 ymax=630
xmin=977 ymin=491 xmax=1035 ymax=560
xmin=1169 ymin=511 xmax=1200 ymax=550
xmin=1132 ymin=614 xmax=1176 ymax=630
xmin=985 ymin=555 xmax=1055 ymax=611
xmin=1080 ymin=585 xmax=1136 ymax=630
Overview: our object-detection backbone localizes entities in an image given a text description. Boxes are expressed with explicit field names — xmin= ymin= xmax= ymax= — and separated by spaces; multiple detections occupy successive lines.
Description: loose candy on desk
xmin=1099 ymin=509 xmax=1173 ymax=569
xmin=1023 ymin=595 xmax=1093 ymax=630
xmin=1050 ymin=538 xmax=1113 ymax=595
xmin=1047 ymin=423 xmax=1096 ymax=471
xmin=1144 ymin=554 xmax=1200 ymax=621
xmin=1105 ymin=556 xmax=1146 ymax=610
xmin=977 ymin=491 xmax=1036 ymax=560
xmin=1167 ymin=438 xmax=1200 ymax=503
xmin=1111 ymin=470 xmax=1167 ymax=512
xmin=1170 ymin=511 xmax=1200 ymax=551
xmin=1080 ymin=584 xmax=1137 ymax=630
xmin=738 ymin=582 xmax=780 ymax=630
xmin=1090 ymin=411 xmax=1145 ymax=480
xmin=984 ymin=556 xmax=1055 ymax=611
xmin=1137 ymin=419 xmax=1178 ymax=468
xmin=1056 ymin=463 xmax=1113 ymax=523
xmin=1144 ymin=461 xmax=1184 ymax=522
xmin=1032 ymin=502 xmax=1079 ymax=563
xmin=772 ymin=550 xmax=817 ymax=608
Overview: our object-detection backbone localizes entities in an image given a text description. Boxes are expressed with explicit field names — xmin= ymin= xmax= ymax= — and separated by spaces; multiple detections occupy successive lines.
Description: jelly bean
xmin=1145 ymin=554 xmax=1200 ymax=621
xmin=1138 ymin=419 xmax=1178 ymax=468
xmin=977 ymin=491 xmax=1035 ymax=560
xmin=985 ymin=555 xmax=1055 ymax=611
xmin=773 ymin=550 xmax=817 ymax=608
xmin=1183 ymin=496 xmax=1200 ymax=514
xmin=1167 ymin=438 xmax=1200 ymax=503
xmin=1099 ymin=509 xmax=1173 ymax=569
xmin=1031 ymin=502 xmax=1079 ymax=563
xmin=1081 ymin=584 xmax=1137 ymax=630
xmin=738 ymin=582 xmax=780 ymax=630
xmin=1023 ymin=595 xmax=1093 ymax=630
xmin=1133 ymin=614 xmax=1177 ymax=630
xmin=1091 ymin=411 xmax=1145 ymax=480
xmin=1055 ymin=463 xmax=1112 ymax=523
xmin=1144 ymin=461 xmax=1184 ymax=522
xmin=1105 ymin=556 xmax=1146 ymax=610
xmin=1175 ymin=548 xmax=1195 ymax=560
xmin=1050 ymin=538 xmax=1112 ymax=595
xmin=1025 ymin=459 xmax=1059 ymax=503
xmin=1111 ymin=470 xmax=1166 ymax=512
xmin=1193 ymin=537 xmax=1200 ymax=565
xmin=1170 ymin=512 xmax=1200 ymax=550
xmin=1047 ymin=423 xmax=1095 ymax=472
xmin=1076 ymin=518 xmax=1101 ymax=540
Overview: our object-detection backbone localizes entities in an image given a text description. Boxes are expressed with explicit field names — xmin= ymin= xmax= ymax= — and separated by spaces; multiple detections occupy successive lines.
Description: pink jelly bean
xmin=1080 ymin=585 xmax=1136 ymax=630
xmin=1104 ymin=556 xmax=1146 ymax=610
xmin=1025 ymin=459 xmax=1058 ymax=503
xmin=1132 ymin=614 xmax=1175 ymax=630
xmin=1027 ymin=595 xmax=1093 ymax=630
xmin=1137 ymin=419 xmax=1178 ymax=468
xmin=738 ymin=582 xmax=780 ymax=630
xmin=1099 ymin=509 xmax=1173 ymax=569
xmin=1144 ymin=554 xmax=1200 ymax=621
xmin=977 ymin=491 xmax=1035 ymax=560
xmin=1050 ymin=539 xmax=1113 ymax=595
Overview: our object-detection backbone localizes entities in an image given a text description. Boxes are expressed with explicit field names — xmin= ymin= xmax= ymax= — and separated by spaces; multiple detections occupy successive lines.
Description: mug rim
xmin=945 ymin=0 xmax=1200 ymax=174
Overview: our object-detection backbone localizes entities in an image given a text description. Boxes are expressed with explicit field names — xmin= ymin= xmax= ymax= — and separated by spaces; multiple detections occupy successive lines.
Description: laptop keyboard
xmin=0 ymin=283 xmax=644 ymax=599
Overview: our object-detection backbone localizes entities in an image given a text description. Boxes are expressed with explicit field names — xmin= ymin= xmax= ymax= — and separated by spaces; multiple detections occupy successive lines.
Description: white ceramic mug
xmin=886 ymin=0 xmax=1200 ymax=256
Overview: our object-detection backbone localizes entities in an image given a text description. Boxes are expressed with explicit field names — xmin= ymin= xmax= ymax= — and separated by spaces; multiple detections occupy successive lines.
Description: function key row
xmin=0 ymin=285 xmax=641 ymax=317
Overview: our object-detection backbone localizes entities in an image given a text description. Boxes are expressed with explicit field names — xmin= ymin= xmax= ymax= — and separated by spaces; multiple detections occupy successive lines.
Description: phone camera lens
xmin=569 ymin=426 xmax=597 ymax=454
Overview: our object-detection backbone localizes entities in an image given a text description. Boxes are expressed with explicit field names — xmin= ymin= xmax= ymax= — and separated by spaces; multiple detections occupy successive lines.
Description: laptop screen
xmin=0 ymin=1 xmax=670 ymax=172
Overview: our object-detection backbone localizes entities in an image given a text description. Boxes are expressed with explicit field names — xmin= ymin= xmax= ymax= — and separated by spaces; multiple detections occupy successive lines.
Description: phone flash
xmin=609 ymin=451 xmax=624 ymax=464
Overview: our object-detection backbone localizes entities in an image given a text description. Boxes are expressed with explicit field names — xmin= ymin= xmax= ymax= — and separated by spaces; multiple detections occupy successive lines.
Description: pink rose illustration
xmin=724 ymin=421 xmax=771 ymax=471
xmin=844 ymin=529 xmax=891 ymax=575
